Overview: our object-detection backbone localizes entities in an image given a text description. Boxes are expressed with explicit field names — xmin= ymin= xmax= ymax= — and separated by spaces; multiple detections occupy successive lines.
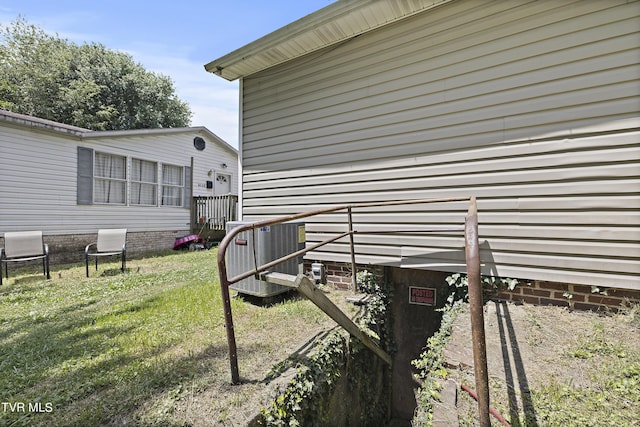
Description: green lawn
xmin=0 ymin=250 xmax=341 ymax=426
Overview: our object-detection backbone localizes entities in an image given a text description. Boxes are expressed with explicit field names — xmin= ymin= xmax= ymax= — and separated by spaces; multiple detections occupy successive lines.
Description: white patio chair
xmin=85 ymin=229 xmax=127 ymax=277
xmin=1 ymin=231 xmax=51 ymax=285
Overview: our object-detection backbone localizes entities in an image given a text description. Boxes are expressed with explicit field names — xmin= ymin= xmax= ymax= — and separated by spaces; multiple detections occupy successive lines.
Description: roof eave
xmin=204 ymin=0 xmax=455 ymax=81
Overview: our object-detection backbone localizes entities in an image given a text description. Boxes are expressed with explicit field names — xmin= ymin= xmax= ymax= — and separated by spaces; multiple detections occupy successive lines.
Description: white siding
xmin=84 ymin=131 xmax=238 ymax=199
xmin=0 ymin=124 xmax=237 ymax=235
xmin=239 ymin=0 xmax=640 ymax=289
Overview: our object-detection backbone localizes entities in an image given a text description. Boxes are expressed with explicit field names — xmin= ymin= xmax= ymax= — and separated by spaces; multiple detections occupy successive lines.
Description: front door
xmin=215 ymin=172 xmax=231 ymax=195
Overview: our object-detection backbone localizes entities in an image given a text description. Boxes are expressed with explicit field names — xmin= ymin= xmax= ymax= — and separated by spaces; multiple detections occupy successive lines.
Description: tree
xmin=0 ymin=18 xmax=192 ymax=130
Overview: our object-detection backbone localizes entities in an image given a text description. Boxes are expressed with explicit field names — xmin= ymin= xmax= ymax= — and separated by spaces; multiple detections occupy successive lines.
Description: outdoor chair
xmin=85 ymin=229 xmax=127 ymax=277
xmin=0 ymin=231 xmax=51 ymax=285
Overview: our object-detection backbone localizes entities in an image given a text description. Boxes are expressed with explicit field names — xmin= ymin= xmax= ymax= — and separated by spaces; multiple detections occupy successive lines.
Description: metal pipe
xmin=226 ymin=231 xmax=351 ymax=286
xmin=465 ymin=196 xmax=490 ymax=426
xmin=347 ymin=206 xmax=357 ymax=291
xmin=460 ymin=383 xmax=511 ymax=427
xmin=216 ymin=243 xmax=240 ymax=384
xmin=222 ymin=196 xmax=470 ymax=233
xmin=216 ymin=196 xmax=473 ymax=384
xmin=351 ymin=228 xmax=464 ymax=234
xmin=217 ymin=229 xmax=351 ymax=383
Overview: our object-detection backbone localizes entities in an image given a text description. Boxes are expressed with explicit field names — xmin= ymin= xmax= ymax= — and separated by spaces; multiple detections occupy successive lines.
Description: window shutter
xmin=183 ymin=166 xmax=191 ymax=209
xmin=77 ymin=146 xmax=94 ymax=205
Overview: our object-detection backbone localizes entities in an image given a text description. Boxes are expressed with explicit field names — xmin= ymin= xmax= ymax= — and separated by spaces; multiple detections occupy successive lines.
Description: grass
xmin=0 ymin=249 xmax=343 ymax=426
xmin=451 ymin=303 xmax=640 ymax=427
xmin=530 ymin=317 xmax=640 ymax=426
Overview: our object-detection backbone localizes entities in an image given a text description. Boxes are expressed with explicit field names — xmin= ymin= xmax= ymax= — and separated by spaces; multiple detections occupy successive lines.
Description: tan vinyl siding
xmin=238 ymin=0 xmax=640 ymax=290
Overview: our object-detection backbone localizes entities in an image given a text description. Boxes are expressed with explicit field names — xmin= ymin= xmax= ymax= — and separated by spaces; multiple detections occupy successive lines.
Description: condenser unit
xmin=225 ymin=221 xmax=306 ymax=297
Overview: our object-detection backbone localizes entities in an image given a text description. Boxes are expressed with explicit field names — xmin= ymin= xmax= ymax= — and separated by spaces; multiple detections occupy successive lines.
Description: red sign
xmin=409 ymin=286 xmax=436 ymax=306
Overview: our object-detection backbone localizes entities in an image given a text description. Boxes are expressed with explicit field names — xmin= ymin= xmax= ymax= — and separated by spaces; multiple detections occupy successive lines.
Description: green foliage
xmin=413 ymin=271 xmax=520 ymax=425
xmin=0 ymin=18 xmax=191 ymax=129
xmin=352 ymin=269 xmax=393 ymax=424
xmin=591 ymin=285 xmax=609 ymax=296
xmin=356 ymin=269 xmax=393 ymax=350
xmin=445 ymin=273 xmax=520 ymax=304
xmin=533 ymin=355 xmax=640 ymax=426
xmin=0 ymin=251 xmax=222 ymax=426
xmin=260 ymin=331 xmax=347 ymax=426
xmin=412 ymin=301 xmax=464 ymax=426
xmin=260 ymin=269 xmax=393 ymax=426
xmin=530 ymin=316 xmax=640 ymax=426
xmin=567 ymin=321 xmax=627 ymax=359
xmin=0 ymin=250 xmax=351 ymax=426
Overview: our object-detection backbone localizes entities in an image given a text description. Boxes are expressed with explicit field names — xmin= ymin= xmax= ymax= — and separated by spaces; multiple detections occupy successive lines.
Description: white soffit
xmin=204 ymin=0 xmax=453 ymax=81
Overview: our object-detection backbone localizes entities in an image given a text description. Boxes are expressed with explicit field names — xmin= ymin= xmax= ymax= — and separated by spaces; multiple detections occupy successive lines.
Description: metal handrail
xmin=216 ymin=196 xmax=489 ymax=425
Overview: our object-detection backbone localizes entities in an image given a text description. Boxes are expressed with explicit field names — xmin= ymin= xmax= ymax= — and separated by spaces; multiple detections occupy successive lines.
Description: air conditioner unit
xmin=225 ymin=221 xmax=306 ymax=297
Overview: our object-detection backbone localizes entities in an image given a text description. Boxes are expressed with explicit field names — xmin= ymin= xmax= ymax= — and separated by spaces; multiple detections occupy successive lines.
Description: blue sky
xmin=0 ymin=1 xmax=336 ymax=147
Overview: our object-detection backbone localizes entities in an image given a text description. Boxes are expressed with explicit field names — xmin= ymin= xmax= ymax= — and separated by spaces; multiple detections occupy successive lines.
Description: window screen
xmin=131 ymin=158 xmax=158 ymax=205
xmin=161 ymin=164 xmax=183 ymax=206
xmin=94 ymin=152 xmax=126 ymax=204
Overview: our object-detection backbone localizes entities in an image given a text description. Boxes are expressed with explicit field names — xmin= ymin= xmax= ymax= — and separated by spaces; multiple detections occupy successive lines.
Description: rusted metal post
xmin=465 ymin=196 xmax=490 ymax=427
xmin=217 ymin=231 xmax=241 ymax=384
xmin=347 ymin=206 xmax=357 ymax=291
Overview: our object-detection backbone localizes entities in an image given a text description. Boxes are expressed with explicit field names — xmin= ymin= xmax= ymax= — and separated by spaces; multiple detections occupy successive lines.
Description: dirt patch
xmin=439 ymin=301 xmax=640 ymax=426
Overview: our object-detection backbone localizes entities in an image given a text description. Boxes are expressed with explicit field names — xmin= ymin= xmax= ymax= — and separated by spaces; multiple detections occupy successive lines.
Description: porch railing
xmin=191 ymin=194 xmax=238 ymax=232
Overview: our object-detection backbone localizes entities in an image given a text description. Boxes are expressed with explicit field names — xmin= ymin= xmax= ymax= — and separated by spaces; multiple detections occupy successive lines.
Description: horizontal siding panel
xmin=241 ymin=99 xmax=639 ymax=169
xmin=242 ymin=179 xmax=640 ymax=208
xmin=244 ymin=210 xmax=639 ymax=233
xmin=244 ymin=51 xmax=638 ymax=145
xmin=239 ymin=0 xmax=640 ymax=289
xmin=243 ymin=146 xmax=639 ymax=194
xmin=303 ymin=241 xmax=640 ymax=274
xmin=309 ymin=232 xmax=638 ymax=259
xmin=294 ymin=211 xmax=638 ymax=226
xmin=263 ymin=195 xmax=640 ymax=213
xmin=243 ymin=130 xmax=640 ymax=183
xmin=307 ymin=224 xmax=640 ymax=244
xmin=243 ymin=5 xmax=637 ymax=135
xmin=244 ymin=0 xmax=625 ymax=114
xmin=244 ymin=162 xmax=639 ymax=199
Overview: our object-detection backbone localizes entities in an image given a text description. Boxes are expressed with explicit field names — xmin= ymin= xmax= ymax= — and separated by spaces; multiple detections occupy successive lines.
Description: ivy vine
xmin=259 ymin=331 xmax=346 ymax=426
xmin=259 ymin=268 xmax=393 ymax=426
xmin=445 ymin=272 xmax=521 ymax=304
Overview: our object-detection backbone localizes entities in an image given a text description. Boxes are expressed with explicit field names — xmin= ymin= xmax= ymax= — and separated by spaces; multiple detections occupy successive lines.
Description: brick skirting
xmin=494 ymin=281 xmax=640 ymax=312
xmin=0 ymin=230 xmax=190 ymax=265
xmin=306 ymin=260 xmax=640 ymax=311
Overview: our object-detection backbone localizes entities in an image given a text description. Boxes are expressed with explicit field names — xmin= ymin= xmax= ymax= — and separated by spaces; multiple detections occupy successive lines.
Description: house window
xmin=94 ymin=152 xmax=126 ymax=204
xmin=161 ymin=164 xmax=184 ymax=206
xmin=131 ymin=158 xmax=158 ymax=206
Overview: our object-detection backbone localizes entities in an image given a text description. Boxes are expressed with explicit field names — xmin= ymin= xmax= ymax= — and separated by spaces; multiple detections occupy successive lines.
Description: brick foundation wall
xmin=304 ymin=260 xmax=384 ymax=290
xmin=495 ymin=281 xmax=640 ymax=311
xmin=0 ymin=230 xmax=190 ymax=266
xmin=307 ymin=260 xmax=640 ymax=311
